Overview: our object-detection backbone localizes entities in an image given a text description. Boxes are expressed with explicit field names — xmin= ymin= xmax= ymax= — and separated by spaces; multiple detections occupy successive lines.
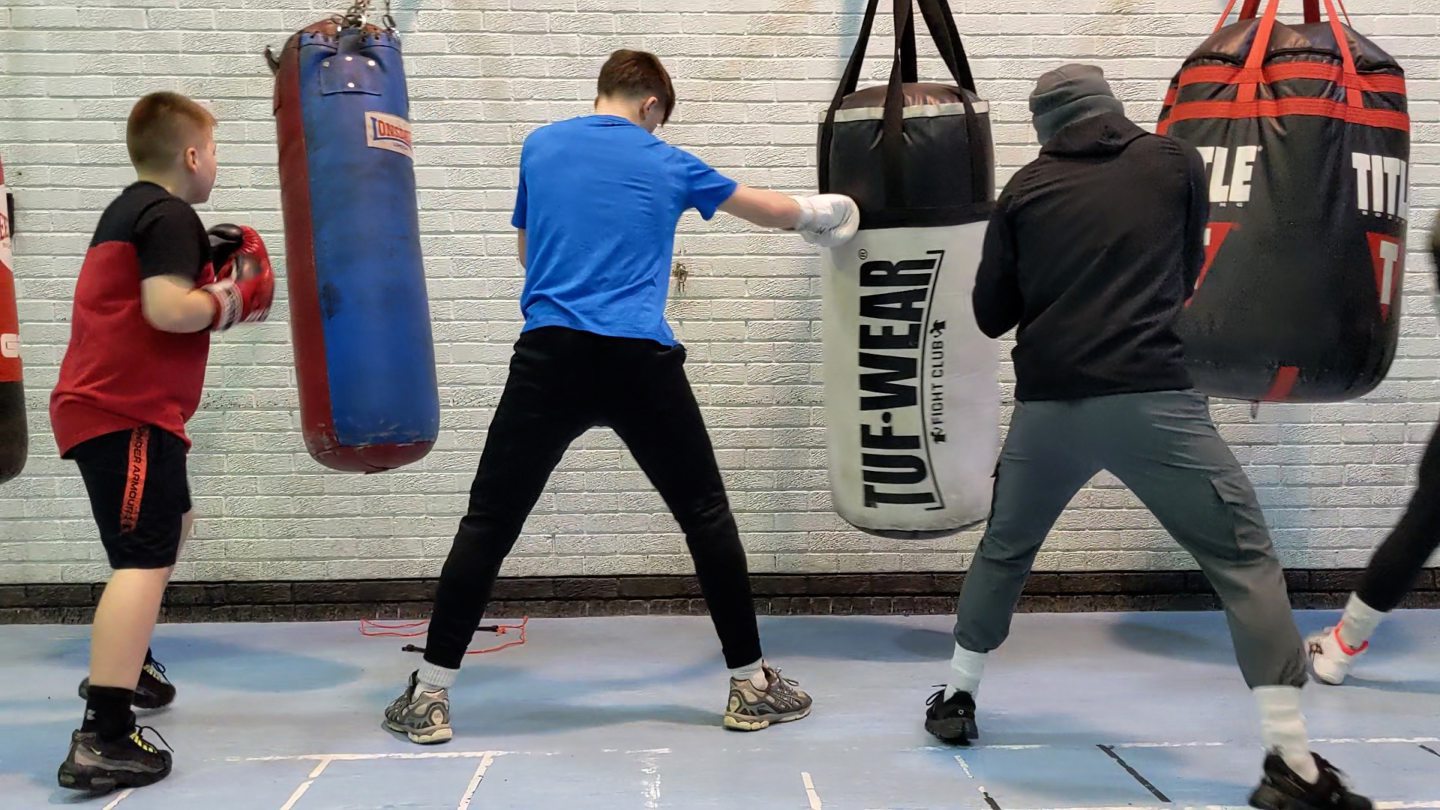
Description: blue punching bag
xmin=270 ymin=13 xmax=439 ymax=472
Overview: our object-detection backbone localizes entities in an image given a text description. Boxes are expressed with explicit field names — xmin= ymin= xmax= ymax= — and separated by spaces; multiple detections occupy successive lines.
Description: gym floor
xmin=0 ymin=610 xmax=1436 ymax=809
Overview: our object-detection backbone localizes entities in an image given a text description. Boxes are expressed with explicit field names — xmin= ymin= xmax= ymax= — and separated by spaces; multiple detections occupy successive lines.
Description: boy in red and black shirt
xmin=51 ymin=91 xmax=274 ymax=794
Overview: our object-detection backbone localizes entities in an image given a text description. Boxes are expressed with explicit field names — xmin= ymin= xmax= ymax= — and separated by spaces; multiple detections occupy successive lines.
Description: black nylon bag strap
xmin=819 ymin=0 xmax=884 ymax=191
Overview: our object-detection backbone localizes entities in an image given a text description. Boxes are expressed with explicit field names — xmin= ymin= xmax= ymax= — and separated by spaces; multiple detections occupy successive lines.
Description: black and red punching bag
xmin=0 ymin=157 xmax=26 ymax=484
xmin=269 ymin=11 xmax=439 ymax=472
xmin=1158 ymin=0 xmax=1409 ymax=402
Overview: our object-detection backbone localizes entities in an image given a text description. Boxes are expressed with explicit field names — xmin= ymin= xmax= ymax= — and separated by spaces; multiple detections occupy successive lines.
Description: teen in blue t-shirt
xmin=511 ymin=114 xmax=738 ymax=345
xmin=385 ymin=49 xmax=859 ymax=745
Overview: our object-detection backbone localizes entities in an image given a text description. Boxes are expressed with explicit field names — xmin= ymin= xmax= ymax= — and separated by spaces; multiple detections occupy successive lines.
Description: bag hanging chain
xmin=263 ymin=0 xmax=396 ymax=73
xmin=341 ymin=0 xmax=396 ymax=31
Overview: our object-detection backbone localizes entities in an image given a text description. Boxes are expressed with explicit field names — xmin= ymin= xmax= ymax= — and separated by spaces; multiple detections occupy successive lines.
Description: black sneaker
xmin=79 ymin=654 xmax=176 ymax=710
xmin=57 ymin=725 xmax=173 ymax=793
xmin=1249 ymin=752 xmax=1372 ymax=810
xmin=924 ymin=688 xmax=979 ymax=745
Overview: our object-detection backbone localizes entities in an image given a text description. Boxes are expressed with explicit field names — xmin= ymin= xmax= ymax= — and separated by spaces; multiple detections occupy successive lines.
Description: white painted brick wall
xmin=2 ymin=0 xmax=1438 ymax=584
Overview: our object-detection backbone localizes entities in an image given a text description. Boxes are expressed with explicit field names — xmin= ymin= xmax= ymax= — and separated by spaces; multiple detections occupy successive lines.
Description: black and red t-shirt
xmin=50 ymin=182 xmax=214 ymax=456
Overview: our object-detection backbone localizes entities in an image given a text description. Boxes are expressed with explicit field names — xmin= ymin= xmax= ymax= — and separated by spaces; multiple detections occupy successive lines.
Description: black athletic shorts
xmin=71 ymin=426 xmax=191 ymax=570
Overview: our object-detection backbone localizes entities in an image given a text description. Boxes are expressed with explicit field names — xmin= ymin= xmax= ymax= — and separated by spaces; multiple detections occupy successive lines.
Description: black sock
xmin=81 ymin=686 xmax=135 ymax=742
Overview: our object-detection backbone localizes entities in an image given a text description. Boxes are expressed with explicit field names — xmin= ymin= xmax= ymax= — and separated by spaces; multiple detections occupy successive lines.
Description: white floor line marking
xmin=277 ymin=755 xmax=335 ymax=807
xmin=455 ymin=751 xmax=496 ymax=810
xmin=101 ymin=788 xmax=134 ymax=810
xmin=1008 ymin=806 xmax=1247 ymax=810
xmin=1315 ymin=736 xmax=1440 ymax=745
xmin=801 ymin=771 xmax=823 ymax=810
xmin=1114 ymin=741 xmax=1229 ymax=749
xmin=236 ymin=750 xmax=511 ymax=763
xmin=279 ymin=779 xmax=314 ymax=810
xmin=1020 ymin=806 xmax=1440 ymax=810
xmin=954 ymin=754 xmax=1001 ymax=810
xmin=639 ymin=750 xmax=664 ymax=809
xmin=953 ymin=754 xmax=975 ymax=779
xmin=234 ymin=735 xmax=1440 ymax=763
xmin=981 ymin=735 xmax=1440 ymax=751
xmin=222 ymin=746 xmax=1440 ymax=810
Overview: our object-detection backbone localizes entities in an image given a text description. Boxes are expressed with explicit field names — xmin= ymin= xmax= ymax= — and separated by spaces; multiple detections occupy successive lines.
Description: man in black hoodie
xmin=921 ymin=65 xmax=1370 ymax=810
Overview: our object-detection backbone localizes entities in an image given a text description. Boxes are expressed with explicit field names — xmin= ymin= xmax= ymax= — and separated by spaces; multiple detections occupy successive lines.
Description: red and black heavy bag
xmin=1157 ymin=0 xmax=1409 ymax=402
xmin=0 ymin=157 xmax=25 ymax=484
xmin=270 ymin=14 xmax=439 ymax=472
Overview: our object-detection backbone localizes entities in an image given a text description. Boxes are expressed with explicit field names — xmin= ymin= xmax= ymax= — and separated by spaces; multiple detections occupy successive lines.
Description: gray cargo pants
xmin=954 ymin=389 xmax=1308 ymax=689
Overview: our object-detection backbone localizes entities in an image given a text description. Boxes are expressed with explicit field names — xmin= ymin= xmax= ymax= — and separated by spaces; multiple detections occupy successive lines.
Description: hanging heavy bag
xmin=1157 ymin=0 xmax=1409 ymax=403
xmin=817 ymin=0 xmax=999 ymax=539
xmin=268 ymin=5 xmax=440 ymax=472
xmin=1433 ymin=211 xmax=1440 ymax=325
xmin=0 ymin=157 xmax=24 ymax=484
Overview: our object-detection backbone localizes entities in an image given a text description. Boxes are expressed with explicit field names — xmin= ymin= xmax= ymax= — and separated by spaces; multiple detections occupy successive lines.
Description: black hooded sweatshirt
xmin=972 ymin=112 xmax=1208 ymax=402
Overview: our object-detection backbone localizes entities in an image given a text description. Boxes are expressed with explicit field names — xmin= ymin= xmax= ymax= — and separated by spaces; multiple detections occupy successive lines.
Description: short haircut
xmin=597 ymin=49 xmax=676 ymax=124
xmin=126 ymin=92 xmax=216 ymax=173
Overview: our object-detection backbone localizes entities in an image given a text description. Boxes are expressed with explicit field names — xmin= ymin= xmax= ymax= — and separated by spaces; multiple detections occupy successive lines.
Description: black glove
xmin=208 ymin=223 xmax=246 ymax=273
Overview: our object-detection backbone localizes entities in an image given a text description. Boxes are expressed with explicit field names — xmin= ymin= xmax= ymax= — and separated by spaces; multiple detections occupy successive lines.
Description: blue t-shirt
xmin=511 ymin=115 xmax=738 ymax=345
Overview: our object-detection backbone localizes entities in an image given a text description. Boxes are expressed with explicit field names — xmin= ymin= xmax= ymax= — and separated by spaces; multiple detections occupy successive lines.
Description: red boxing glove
xmin=204 ymin=224 xmax=275 ymax=331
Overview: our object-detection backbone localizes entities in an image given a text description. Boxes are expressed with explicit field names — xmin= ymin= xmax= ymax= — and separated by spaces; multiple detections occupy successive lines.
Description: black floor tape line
xmin=1097 ymin=744 xmax=1171 ymax=803
xmin=1422 ymin=744 xmax=1440 ymax=759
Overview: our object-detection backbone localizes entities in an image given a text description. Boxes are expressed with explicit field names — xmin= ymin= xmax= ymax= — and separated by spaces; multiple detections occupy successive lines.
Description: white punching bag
xmin=817 ymin=0 xmax=999 ymax=538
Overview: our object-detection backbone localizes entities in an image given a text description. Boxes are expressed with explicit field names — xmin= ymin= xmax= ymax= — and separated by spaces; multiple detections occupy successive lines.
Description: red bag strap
xmin=1238 ymin=0 xmax=1319 ymax=22
xmin=1236 ymin=0 xmax=1282 ymax=102
xmin=1213 ymin=0 xmax=1242 ymax=33
xmin=1336 ymin=0 xmax=1352 ymax=26
xmin=1235 ymin=0 xmax=1361 ymax=107
xmin=1321 ymin=0 xmax=1361 ymax=106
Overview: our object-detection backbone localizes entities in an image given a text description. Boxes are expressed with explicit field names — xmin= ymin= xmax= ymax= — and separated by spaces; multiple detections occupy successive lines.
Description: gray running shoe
xmin=724 ymin=665 xmax=812 ymax=731
xmin=58 ymin=725 xmax=172 ymax=793
xmin=384 ymin=671 xmax=453 ymax=745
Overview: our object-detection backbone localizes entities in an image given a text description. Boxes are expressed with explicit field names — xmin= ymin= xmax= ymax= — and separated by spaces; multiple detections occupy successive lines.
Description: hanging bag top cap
xmin=1161 ymin=0 xmax=1405 ymax=139
xmin=818 ymin=0 xmax=994 ymax=229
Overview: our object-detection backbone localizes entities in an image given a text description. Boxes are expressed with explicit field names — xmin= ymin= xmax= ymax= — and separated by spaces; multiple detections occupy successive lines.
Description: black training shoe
xmin=1249 ymin=752 xmax=1372 ymax=810
xmin=57 ymin=725 xmax=173 ymax=793
xmin=924 ymin=688 xmax=979 ymax=745
xmin=79 ymin=653 xmax=176 ymax=710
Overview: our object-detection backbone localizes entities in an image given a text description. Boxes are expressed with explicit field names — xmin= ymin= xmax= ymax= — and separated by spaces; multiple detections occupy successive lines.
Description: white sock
xmin=417 ymin=661 xmax=458 ymax=693
xmin=731 ymin=658 xmax=766 ymax=689
xmin=944 ymin=644 xmax=987 ymax=700
xmin=1337 ymin=593 xmax=1386 ymax=649
xmin=1254 ymin=686 xmax=1319 ymax=783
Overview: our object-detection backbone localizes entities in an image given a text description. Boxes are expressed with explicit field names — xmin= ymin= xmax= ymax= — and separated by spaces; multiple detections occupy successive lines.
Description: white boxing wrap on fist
xmin=791 ymin=194 xmax=861 ymax=248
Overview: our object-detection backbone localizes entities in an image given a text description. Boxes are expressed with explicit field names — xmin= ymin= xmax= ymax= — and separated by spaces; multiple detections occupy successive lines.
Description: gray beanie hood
xmin=1029 ymin=64 xmax=1127 ymax=144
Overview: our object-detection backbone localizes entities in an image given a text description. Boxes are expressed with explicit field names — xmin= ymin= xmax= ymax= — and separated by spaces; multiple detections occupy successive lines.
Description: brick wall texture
xmin=2 ymin=0 xmax=1439 ymax=585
